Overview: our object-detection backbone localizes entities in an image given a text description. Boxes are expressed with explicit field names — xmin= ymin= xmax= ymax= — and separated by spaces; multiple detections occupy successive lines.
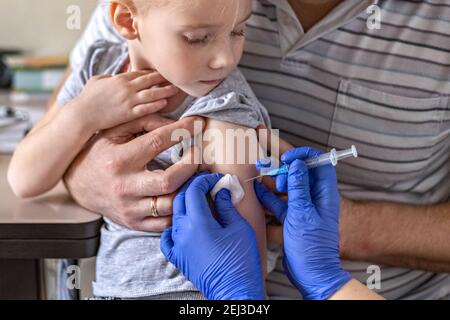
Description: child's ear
xmin=110 ymin=2 xmax=139 ymax=40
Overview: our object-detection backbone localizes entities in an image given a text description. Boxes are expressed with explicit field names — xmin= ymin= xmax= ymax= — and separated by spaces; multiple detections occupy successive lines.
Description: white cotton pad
xmin=210 ymin=174 xmax=245 ymax=206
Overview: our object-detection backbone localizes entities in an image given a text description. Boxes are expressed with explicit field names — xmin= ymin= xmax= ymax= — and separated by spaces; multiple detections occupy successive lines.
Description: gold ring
xmin=150 ymin=196 xmax=159 ymax=217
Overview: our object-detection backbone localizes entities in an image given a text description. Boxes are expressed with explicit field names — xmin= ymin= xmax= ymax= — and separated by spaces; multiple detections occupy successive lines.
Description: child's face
xmin=133 ymin=0 xmax=252 ymax=97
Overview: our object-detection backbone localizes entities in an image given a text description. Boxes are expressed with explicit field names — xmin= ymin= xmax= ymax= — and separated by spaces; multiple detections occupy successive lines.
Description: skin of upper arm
xmin=198 ymin=118 xmax=268 ymax=278
xmin=198 ymin=118 xmax=266 ymax=214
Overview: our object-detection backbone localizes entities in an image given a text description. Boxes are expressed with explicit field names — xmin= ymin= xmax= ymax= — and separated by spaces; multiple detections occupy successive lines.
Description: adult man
xmin=48 ymin=0 xmax=449 ymax=299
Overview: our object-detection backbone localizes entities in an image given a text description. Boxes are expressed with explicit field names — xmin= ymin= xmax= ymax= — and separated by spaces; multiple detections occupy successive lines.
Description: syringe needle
xmin=244 ymin=175 xmax=264 ymax=182
xmin=245 ymin=146 xmax=358 ymax=182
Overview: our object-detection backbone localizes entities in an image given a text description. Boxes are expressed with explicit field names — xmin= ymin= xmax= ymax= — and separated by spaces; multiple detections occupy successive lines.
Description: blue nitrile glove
xmin=160 ymin=172 xmax=265 ymax=300
xmin=254 ymin=147 xmax=352 ymax=300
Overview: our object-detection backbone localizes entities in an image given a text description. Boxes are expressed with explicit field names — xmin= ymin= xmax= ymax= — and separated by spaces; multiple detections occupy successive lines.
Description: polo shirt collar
xmin=264 ymin=0 xmax=378 ymax=56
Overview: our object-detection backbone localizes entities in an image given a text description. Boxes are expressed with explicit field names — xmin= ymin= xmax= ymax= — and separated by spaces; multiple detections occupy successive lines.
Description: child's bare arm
xmin=8 ymin=105 xmax=96 ymax=198
xmin=199 ymin=119 xmax=268 ymax=281
xmin=7 ymin=71 xmax=177 ymax=198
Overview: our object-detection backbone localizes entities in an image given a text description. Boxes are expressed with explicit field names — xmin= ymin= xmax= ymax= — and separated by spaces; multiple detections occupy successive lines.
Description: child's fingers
xmin=130 ymin=72 xmax=169 ymax=91
xmin=117 ymin=70 xmax=153 ymax=82
xmin=134 ymin=85 xmax=179 ymax=105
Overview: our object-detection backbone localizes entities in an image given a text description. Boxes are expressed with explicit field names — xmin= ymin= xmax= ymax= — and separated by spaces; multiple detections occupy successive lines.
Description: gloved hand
xmin=160 ymin=172 xmax=266 ymax=300
xmin=254 ymin=147 xmax=351 ymax=300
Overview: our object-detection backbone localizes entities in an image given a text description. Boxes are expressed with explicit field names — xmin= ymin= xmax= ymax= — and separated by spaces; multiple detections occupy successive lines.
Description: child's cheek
xmin=169 ymin=52 xmax=202 ymax=84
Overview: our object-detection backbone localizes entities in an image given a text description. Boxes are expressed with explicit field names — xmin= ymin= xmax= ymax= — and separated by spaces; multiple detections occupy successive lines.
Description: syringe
xmin=245 ymin=145 xmax=358 ymax=182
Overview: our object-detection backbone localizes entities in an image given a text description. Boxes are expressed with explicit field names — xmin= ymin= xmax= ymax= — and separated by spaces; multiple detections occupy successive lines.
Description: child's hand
xmin=72 ymin=71 xmax=179 ymax=132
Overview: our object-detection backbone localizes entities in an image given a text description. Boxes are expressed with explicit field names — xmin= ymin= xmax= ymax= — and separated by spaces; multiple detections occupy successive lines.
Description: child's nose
xmin=208 ymin=43 xmax=235 ymax=70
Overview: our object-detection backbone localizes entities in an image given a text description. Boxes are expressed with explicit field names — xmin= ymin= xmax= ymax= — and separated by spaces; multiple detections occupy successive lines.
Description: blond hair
xmin=110 ymin=0 xmax=166 ymax=15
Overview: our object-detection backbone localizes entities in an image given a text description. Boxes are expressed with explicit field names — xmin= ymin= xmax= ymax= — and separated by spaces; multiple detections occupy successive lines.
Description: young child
xmin=8 ymin=0 xmax=279 ymax=299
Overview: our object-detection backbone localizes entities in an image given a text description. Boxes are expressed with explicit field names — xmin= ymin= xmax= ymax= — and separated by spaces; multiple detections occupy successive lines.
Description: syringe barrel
xmin=305 ymin=149 xmax=338 ymax=168
xmin=336 ymin=145 xmax=358 ymax=160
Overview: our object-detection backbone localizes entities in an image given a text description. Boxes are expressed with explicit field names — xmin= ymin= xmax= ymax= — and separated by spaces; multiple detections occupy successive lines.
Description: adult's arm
xmin=266 ymin=187 xmax=450 ymax=273
xmin=340 ymin=198 xmax=450 ymax=273
xmin=329 ymin=279 xmax=384 ymax=300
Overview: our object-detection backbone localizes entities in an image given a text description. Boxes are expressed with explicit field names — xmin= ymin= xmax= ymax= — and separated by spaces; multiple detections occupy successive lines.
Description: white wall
xmin=0 ymin=0 xmax=98 ymax=55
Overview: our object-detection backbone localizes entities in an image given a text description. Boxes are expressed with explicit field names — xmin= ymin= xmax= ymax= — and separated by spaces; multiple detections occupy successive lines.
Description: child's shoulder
xmin=214 ymin=69 xmax=252 ymax=96
xmin=57 ymin=40 xmax=128 ymax=107
xmin=79 ymin=40 xmax=128 ymax=79
xmin=180 ymin=68 xmax=272 ymax=129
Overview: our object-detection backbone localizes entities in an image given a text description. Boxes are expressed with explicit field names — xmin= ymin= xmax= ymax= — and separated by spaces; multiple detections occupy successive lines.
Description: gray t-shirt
xmin=57 ymin=40 xmax=271 ymax=298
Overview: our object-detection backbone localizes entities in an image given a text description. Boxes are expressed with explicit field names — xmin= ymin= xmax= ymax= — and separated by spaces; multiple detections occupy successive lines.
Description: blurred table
xmin=0 ymin=153 xmax=102 ymax=299
xmin=0 ymin=90 xmax=53 ymax=154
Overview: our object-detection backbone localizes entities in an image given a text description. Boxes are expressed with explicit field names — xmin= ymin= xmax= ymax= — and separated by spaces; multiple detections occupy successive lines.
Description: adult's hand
xmin=161 ymin=173 xmax=265 ymax=300
xmin=254 ymin=147 xmax=352 ymax=300
xmin=64 ymin=114 xmax=204 ymax=232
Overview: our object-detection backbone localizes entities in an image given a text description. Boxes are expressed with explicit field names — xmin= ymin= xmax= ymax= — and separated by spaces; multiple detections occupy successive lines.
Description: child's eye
xmin=231 ymin=29 xmax=246 ymax=38
xmin=183 ymin=35 xmax=210 ymax=45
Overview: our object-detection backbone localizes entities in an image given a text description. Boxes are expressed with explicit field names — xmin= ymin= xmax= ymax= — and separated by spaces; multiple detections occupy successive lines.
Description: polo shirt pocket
xmin=328 ymin=79 xmax=449 ymax=189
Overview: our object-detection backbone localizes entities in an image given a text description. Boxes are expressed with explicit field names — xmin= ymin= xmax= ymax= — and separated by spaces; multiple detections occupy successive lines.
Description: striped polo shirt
xmin=243 ymin=0 xmax=450 ymax=206
xmin=70 ymin=0 xmax=450 ymax=299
